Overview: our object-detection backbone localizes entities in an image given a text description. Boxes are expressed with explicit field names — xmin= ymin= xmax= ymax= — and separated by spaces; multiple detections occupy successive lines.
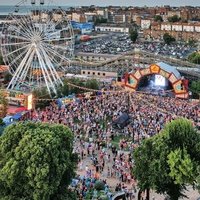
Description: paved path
xmin=76 ymin=149 xmax=200 ymax=200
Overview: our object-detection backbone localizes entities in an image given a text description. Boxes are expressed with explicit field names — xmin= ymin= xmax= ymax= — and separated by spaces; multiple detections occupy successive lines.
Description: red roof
xmin=0 ymin=65 xmax=9 ymax=73
xmin=7 ymin=106 xmax=27 ymax=115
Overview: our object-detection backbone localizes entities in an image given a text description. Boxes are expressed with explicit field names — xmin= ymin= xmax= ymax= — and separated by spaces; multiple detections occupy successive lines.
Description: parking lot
xmin=75 ymin=33 xmax=134 ymax=55
xmin=134 ymin=42 xmax=196 ymax=59
xmin=75 ymin=33 xmax=196 ymax=59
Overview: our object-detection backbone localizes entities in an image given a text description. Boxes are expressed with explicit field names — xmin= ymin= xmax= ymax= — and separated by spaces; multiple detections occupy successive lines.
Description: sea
xmin=0 ymin=5 xmax=71 ymax=15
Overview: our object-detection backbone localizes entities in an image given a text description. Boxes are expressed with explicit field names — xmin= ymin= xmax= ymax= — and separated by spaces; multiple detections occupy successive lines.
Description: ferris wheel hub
xmin=31 ymin=34 xmax=42 ymax=45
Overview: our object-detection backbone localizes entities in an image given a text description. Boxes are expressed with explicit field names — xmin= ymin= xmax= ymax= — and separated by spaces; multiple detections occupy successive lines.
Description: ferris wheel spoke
xmin=44 ymin=51 xmax=70 ymax=72
xmin=42 ymin=43 xmax=70 ymax=63
xmin=45 ymin=17 xmax=63 ymax=33
xmin=20 ymin=49 xmax=36 ymax=81
xmin=7 ymin=46 xmax=33 ymax=89
xmin=44 ymin=42 xmax=72 ymax=52
xmin=45 ymin=48 xmax=68 ymax=69
xmin=8 ymin=24 xmax=32 ymax=40
xmin=10 ymin=15 xmax=34 ymax=38
xmin=1 ymin=41 xmax=30 ymax=47
xmin=39 ymin=45 xmax=63 ymax=84
xmin=36 ymin=47 xmax=57 ymax=94
xmin=3 ymin=33 xmax=30 ymax=42
xmin=5 ymin=43 xmax=31 ymax=57
xmin=8 ymin=45 xmax=31 ymax=70
xmin=17 ymin=14 xmax=36 ymax=37
xmin=43 ymin=36 xmax=73 ymax=42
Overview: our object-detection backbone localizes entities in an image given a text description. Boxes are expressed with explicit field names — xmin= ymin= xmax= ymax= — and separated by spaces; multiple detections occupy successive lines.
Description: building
xmin=84 ymin=12 xmax=97 ymax=22
xmin=81 ymin=69 xmax=117 ymax=78
xmin=114 ymin=14 xmax=126 ymax=24
xmin=71 ymin=21 xmax=94 ymax=34
xmin=161 ymin=23 xmax=172 ymax=31
xmin=95 ymin=24 xmax=129 ymax=33
xmin=72 ymin=12 xmax=86 ymax=23
xmin=141 ymin=19 xmax=151 ymax=30
xmin=167 ymin=10 xmax=181 ymax=18
xmin=143 ymin=22 xmax=200 ymax=41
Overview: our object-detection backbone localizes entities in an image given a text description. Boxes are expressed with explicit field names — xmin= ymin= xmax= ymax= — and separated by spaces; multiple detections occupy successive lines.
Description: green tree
xmin=187 ymin=39 xmax=197 ymax=47
xmin=0 ymin=90 xmax=8 ymax=118
xmin=95 ymin=17 xmax=107 ymax=25
xmin=130 ymin=30 xmax=138 ymax=43
xmin=85 ymin=79 xmax=99 ymax=90
xmin=154 ymin=15 xmax=163 ymax=22
xmin=0 ymin=122 xmax=77 ymax=200
xmin=189 ymin=80 xmax=200 ymax=98
xmin=163 ymin=33 xmax=176 ymax=45
xmin=32 ymin=88 xmax=52 ymax=109
xmin=62 ymin=78 xmax=99 ymax=95
xmin=133 ymin=118 xmax=200 ymax=200
xmin=168 ymin=15 xmax=181 ymax=22
xmin=188 ymin=52 xmax=200 ymax=64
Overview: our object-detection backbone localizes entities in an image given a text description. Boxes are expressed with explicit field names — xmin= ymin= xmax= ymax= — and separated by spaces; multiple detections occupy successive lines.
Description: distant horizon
xmin=0 ymin=0 xmax=199 ymax=7
xmin=0 ymin=4 xmax=200 ymax=8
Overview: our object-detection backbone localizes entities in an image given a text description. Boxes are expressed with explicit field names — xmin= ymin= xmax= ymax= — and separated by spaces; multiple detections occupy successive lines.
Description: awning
xmin=12 ymin=112 xmax=22 ymax=120
xmin=7 ymin=106 xmax=27 ymax=114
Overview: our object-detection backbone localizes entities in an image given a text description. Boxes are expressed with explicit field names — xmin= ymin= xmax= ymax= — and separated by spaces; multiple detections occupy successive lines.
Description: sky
xmin=0 ymin=0 xmax=199 ymax=7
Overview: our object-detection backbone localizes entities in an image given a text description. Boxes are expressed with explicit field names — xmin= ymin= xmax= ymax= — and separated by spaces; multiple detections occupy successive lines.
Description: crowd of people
xmin=25 ymin=91 xmax=199 ymax=199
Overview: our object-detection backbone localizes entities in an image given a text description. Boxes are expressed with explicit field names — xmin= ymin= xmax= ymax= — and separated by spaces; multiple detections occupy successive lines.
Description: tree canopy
xmin=0 ymin=122 xmax=77 ymax=200
xmin=188 ymin=52 xmax=200 ymax=64
xmin=168 ymin=15 xmax=181 ymax=23
xmin=133 ymin=118 xmax=200 ymax=200
xmin=154 ymin=15 xmax=163 ymax=22
xmin=0 ymin=90 xmax=8 ymax=118
xmin=95 ymin=17 xmax=107 ymax=25
xmin=189 ymin=80 xmax=200 ymax=98
xmin=130 ymin=30 xmax=138 ymax=43
xmin=61 ymin=78 xmax=99 ymax=97
xmin=163 ymin=33 xmax=176 ymax=45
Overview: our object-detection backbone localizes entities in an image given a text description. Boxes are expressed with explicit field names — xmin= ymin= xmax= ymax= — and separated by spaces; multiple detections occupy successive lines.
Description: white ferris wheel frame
xmin=0 ymin=0 xmax=75 ymax=95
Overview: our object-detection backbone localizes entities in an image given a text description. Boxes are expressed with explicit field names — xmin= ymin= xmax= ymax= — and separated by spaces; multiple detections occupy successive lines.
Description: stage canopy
xmin=157 ymin=62 xmax=181 ymax=79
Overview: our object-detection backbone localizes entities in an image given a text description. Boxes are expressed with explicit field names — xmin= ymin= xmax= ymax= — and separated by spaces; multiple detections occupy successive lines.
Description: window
xmin=93 ymin=72 xmax=95 ymax=75
xmin=98 ymin=72 xmax=100 ymax=76
xmin=88 ymin=72 xmax=90 ymax=74
xmin=103 ymin=73 xmax=106 ymax=76
xmin=83 ymin=71 xmax=85 ymax=74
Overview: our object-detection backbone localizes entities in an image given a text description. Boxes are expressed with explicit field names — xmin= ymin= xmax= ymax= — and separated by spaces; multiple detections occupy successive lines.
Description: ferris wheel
xmin=0 ymin=0 xmax=74 ymax=95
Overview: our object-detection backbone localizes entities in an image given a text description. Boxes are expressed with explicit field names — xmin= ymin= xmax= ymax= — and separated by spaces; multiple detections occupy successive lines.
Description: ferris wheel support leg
xmin=20 ymin=49 xmax=36 ymax=82
xmin=7 ymin=47 xmax=33 ymax=90
xmin=36 ymin=48 xmax=57 ymax=95
xmin=40 ymin=46 xmax=63 ymax=85
xmin=38 ymin=48 xmax=58 ymax=94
